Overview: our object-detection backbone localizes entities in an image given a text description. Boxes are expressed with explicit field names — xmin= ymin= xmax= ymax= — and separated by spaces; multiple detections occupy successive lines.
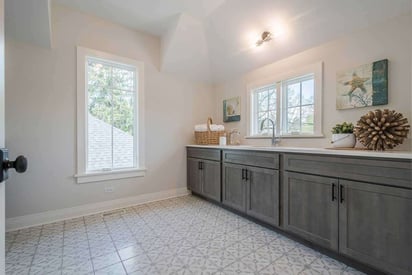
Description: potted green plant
xmin=331 ymin=122 xmax=356 ymax=148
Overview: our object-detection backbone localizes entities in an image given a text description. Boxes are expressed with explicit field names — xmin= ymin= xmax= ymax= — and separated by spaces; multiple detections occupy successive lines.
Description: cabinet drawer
xmin=223 ymin=150 xmax=279 ymax=169
xmin=187 ymin=148 xmax=221 ymax=161
xmin=284 ymin=154 xmax=412 ymax=189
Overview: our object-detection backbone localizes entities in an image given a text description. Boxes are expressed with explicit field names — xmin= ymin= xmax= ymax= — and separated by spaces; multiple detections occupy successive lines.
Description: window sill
xmin=75 ymin=168 xmax=147 ymax=184
xmin=245 ymin=134 xmax=325 ymax=139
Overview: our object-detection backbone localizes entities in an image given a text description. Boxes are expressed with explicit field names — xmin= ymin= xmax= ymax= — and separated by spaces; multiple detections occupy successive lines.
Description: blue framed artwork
xmin=223 ymin=96 xmax=241 ymax=122
xmin=336 ymin=59 xmax=388 ymax=110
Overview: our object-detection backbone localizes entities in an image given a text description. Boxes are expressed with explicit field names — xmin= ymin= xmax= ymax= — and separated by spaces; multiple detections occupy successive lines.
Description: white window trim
xmin=246 ymin=61 xmax=324 ymax=139
xmin=75 ymin=46 xmax=146 ymax=184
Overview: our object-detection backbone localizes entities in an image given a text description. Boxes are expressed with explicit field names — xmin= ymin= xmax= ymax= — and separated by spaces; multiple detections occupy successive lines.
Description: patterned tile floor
xmin=5 ymin=195 xmax=365 ymax=275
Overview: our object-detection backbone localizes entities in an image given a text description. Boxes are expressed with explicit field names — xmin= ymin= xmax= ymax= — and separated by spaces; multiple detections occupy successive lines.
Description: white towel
xmin=210 ymin=124 xmax=225 ymax=131
xmin=195 ymin=124 xmax=208 ymax=132
xmin=195 ymin=124 xmax=225 ymax=132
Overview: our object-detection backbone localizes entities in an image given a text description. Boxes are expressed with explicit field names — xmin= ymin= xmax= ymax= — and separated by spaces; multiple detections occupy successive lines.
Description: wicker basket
xmin=194 ymin=117 xmax=225 ymax=145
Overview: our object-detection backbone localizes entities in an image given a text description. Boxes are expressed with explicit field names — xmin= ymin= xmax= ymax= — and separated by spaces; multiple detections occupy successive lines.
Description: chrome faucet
xmin=260 ymin=118 xmax=280 ymax=146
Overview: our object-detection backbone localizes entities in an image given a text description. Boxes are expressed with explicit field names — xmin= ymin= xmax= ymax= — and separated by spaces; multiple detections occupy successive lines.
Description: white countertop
xmin=187 ymin=145 xmax=412 ymax=160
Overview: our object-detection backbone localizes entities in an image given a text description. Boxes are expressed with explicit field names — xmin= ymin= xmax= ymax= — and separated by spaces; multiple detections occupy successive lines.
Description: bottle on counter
xmin=219 ymin=132 xmax=227 ymax=146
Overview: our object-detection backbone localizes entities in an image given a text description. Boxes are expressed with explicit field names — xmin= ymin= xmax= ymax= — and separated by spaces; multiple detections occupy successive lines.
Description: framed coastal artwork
xmin=336 ymin=59 xmax=388 ymax=110
xmin=223 ymin=96 xmax=241 ymax=122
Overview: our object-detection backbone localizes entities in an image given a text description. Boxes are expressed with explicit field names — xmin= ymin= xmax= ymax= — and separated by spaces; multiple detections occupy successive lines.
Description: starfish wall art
xmin=336 ymin=59 xmax=388 ymax=110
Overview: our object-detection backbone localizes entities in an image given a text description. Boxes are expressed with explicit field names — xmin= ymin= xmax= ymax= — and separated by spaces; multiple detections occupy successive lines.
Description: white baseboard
xmin=6 ymin=187 xmax=190 ymax=232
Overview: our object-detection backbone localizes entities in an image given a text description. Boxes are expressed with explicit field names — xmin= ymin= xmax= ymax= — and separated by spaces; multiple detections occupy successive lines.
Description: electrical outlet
xmin=104 ymin=186 xmax=114 ymax=193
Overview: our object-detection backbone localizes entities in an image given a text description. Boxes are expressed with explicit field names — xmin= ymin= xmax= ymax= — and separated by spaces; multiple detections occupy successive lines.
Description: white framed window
xmin=76 ymin=47 xmax=145 ymax=183
xmin=247 ymin=62 xmax=323 ymax=138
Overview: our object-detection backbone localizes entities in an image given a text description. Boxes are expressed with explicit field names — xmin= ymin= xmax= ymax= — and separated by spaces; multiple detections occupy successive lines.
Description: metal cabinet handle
xmin=241 ymin=168 xmax=245 ymax=180
xmin=340 ymin=185 xmax=344 ymax=203
xmin=245 ymin=169 xmax=249 ymax=181
xmin=331 ymin=183 xmax=336 ymax=201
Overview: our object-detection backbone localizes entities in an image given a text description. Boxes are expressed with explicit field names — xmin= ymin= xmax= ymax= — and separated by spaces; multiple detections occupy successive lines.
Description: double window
xmin=248 ymin=63 xmax=323 ymax=137
xmin=76 ymin=47 xmax=145 ymax=183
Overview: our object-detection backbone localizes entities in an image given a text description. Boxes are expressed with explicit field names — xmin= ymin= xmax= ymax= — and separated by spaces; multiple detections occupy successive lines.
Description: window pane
xmin=257 ymin=91 xmax=269 ymax=112
xmin=86 ymin=57 xmax=137 ymax=172
xmin=268 ymin=89 xmax=277 ymax=110
xmin=87 ymin=59 xmax=111 ymax=88
xmin=87 ymin=113 xmax=113 ymax=171
xmin=287 ymin=83 xmax=300 ymax=107
xmin=88 ymin=86 xmax=112 ymax=125
xmin=287 ymin=107 xmax=300 ymax=133
xmin=113 ymin=90 xmax=135 ymax=169
xmin=257 ymin=112 xmax=268 ymax=120
xmin=268 ymin=110 xmax=276 ymax=122
xmin=301 ymin=105 xmax=314 ymax=133
xmin=259 ymin=117 xmax=271 ymax=135
xmin=112 ymin=67 xmax=134 ymax=91
xmin=253 ymin=85 xmax=277 ymax=135
xmin=87 ymin=86 xmax=113 ymax=171
xmin=302 ymin=79 xmax=314 ymax=105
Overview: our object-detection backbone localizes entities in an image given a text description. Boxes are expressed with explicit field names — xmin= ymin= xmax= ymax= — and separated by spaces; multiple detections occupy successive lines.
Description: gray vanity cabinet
xmin=222 ymin=150 xmax=280 ymax=226
xmin=187 ymin=147 xmax=412 ymax=274
xmin=283 ymin=172 xmax=339 ymax=250
xmin=339 ymin=180 xmax=412 ymax=275
xmin=187 ymin=148 xmax=221 ymax=202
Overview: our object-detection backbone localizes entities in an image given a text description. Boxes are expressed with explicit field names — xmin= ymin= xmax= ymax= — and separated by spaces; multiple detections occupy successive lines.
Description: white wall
xmin=5 ymin=4 xmax=216 ymax=219
xmin=215 ymin=14 xmax=412 ymax=150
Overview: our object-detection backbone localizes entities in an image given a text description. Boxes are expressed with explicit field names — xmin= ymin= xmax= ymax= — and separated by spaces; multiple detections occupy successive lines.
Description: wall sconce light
xmin=256 ymin=31 xmax=272 ymax=46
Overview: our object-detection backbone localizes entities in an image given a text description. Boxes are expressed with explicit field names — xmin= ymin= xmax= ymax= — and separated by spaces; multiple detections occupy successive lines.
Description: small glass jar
xmin=229 ymin=129 xmax=241 ymax=145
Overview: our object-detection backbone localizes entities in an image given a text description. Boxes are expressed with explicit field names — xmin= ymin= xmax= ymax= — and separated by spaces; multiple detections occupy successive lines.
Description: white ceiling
xmin=7 ymin=0 xmax=412 ymax=83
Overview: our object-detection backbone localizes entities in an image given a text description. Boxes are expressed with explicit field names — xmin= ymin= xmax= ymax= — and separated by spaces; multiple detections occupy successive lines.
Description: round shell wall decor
xmin=354 ymin=109 xmax=410 ymax=151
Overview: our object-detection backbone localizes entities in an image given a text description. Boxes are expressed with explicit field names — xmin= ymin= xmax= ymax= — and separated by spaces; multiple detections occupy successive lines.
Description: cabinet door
xmin=283 ymin=172 xmax=339 ymax=250
xmin=246 ymin=167 xmax=279 ymax=226
xmin=202 ymin=160 xmax=221 ymax=202
xmin=222 ymin=163 xmax=246 ymax=212
xmin=339 ymin=180 xmax=412 ymax=275
xmin=187 ymin=158 xmax=202 ymax=194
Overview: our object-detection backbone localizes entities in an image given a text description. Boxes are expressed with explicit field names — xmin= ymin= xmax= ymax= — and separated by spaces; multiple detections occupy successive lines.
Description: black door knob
xmin=4 ymin=155 xmax=28 ymax=173
xmin=0 ymin=149 xmax=28 ymax=182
